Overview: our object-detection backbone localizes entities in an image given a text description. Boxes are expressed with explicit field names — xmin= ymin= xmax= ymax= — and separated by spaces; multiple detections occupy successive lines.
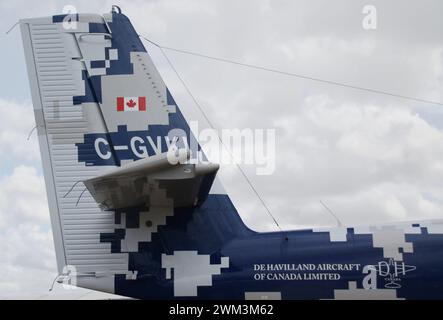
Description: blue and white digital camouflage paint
xmin=19 ymin=7 xmax=443 ymax=300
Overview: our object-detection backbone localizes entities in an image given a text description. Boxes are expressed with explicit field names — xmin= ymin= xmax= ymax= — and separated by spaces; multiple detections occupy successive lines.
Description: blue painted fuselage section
xmin=107 ymin=195 xmax=443 ymax=300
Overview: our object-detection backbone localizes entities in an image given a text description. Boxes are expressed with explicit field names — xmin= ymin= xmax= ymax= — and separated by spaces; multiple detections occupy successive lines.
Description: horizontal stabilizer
xmin=84 ymin=150 xmax=219 ymax=210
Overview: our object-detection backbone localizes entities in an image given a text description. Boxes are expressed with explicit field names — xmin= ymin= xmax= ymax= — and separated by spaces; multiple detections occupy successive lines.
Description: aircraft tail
xmin=20 ymin=8 xmax=250 ymax=297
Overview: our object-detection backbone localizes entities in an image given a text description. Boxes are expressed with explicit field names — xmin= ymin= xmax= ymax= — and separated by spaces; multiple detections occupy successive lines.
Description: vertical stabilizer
xmin=20 ymin=9 xmax=248 ymax=296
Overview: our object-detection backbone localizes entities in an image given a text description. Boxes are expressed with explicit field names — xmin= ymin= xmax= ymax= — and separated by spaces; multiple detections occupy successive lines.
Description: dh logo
xmin=363 ymin=259 xmax=416 ymax=289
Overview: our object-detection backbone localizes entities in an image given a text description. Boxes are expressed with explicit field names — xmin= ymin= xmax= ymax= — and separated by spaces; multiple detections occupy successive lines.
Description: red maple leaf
xmin=127 ymin=99 xmax=137 ymax=108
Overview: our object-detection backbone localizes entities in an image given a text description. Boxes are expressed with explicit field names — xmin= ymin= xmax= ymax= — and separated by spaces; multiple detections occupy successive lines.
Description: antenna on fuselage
xmin=319 ymin=200 xmax=343 ymax=227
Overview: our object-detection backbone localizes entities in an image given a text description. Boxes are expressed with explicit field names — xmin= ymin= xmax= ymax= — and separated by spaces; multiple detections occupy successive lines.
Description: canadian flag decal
xmin=116 ymin=97 xmax=146 ymax=112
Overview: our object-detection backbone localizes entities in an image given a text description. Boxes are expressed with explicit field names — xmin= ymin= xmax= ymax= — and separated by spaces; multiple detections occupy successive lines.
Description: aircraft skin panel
xmin=19 ymin=10 xmax=443 ymax=299
xmin=19 ymin=15 xmax=131 ymax=291
xmin=20 ymin=21 xmax=67 ymax=274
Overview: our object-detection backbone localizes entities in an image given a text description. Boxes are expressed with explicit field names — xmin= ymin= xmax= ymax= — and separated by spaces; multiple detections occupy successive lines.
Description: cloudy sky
xmin=1 ymin=0 xmax=443 ymax=299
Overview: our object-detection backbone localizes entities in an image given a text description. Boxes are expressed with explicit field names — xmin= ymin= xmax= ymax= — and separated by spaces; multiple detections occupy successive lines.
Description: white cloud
xmin=0 ymin=165 xmax=49 ymax=227
xmin=0 ymin=165 xmax=57 ymax=298
xmin=226 ymin=95 xmax=443 ymax=230
xmin=0 ymin=99 xmax=40 ymax=166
